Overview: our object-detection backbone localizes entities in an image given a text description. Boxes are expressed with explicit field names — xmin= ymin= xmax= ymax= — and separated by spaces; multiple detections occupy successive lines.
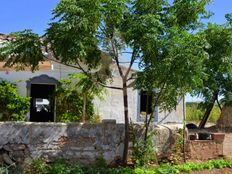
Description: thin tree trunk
xmin=199 ymin=91 xmax=218 ymax=128
xmin=182 ymin=96 xmax=186 ymax=162
xmin=82 ymin=93 xmax=87 ymax=122
xmin=216 ymin=96 xmax=222 ymax=111
xmin=144 ymin=92 xmax=150 ymax=143
xmin=122 ymin=80 xmax=129 ymax=165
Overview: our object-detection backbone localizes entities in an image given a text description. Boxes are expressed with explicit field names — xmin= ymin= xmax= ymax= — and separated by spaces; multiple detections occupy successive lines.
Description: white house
xmin=0 ymin=34 xmax=184 ymax=124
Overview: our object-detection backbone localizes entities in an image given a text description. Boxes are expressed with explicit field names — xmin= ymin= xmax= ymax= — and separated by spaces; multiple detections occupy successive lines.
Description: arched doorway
xmin=27 ymin=75 xmax=59 ymax=122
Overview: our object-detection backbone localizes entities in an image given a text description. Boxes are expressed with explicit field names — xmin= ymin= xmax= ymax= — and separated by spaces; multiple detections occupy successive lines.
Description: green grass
xmin=186 ymin=102 xmax=221 ymax=123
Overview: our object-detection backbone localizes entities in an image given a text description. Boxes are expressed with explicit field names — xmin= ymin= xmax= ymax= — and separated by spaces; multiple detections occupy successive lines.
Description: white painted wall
xmin=0 ymin=62 xmax=81 ymax=96
xmin=0 ymin=62 xmax=184 ymax=124
xmin=94 ymin=66 xmax=184 ymax=124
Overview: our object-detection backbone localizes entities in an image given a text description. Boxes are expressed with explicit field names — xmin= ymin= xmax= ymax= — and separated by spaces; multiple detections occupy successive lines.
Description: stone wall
xmin=2 ymin=121 xmax=225 ymax=166
xmin=0 ymin=121 xmax=184 ymax=166
xmin=0 ymin=121 xmax=226 ymax=167
xmin=223 ymin=133 xmax=232 ymax=160
xmin=186 ymin=140 xmax=223 ymax=162
xmin=0 ymin=120 xmax=124 ymax=166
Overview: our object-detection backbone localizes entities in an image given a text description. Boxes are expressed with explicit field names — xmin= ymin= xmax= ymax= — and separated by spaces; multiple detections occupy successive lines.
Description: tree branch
xmin=99 ymin=83 xmax=123 ymax=90
xmin=121 ymin=51 xmax=133 ymax=54
xmin=118 ymin=61 xmax=139 ymax=64
xmin=43 ymin=54 xmax=82 ymax=70
xmin=124 ymin=48 xmax=138 ymax=78
xmin=110 ymin=37 xmax=124 ymax=78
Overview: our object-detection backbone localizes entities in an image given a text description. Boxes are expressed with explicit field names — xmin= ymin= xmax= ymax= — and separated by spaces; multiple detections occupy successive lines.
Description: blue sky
xmin=0 ymin=0 xmax=231 ymax=35
xmin=0 ymin=0 xmax=59 ymax=35
xmin=205 ymin=0 xmax=232 ymax=24
xmin=0 ymin=0 xmax=231 ymax=102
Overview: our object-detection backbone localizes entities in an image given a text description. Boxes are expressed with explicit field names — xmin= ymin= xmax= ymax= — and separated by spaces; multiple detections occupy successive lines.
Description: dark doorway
xmin=30 ymin=84 xmax=55 ymax=122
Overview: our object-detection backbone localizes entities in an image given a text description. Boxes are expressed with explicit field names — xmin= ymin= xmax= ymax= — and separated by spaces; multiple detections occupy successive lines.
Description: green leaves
xmin=225 ymin=13 xmax=232 ymax=26
xmin=0 ymin=0 xmax=212 ymax=80
xmin=55 ymin=73 xmax=104 ymax=122
xmin=46 ymin=0 xmax=102 ymax=68
xmin=170 ymin=0 xmax=212 ymax=30
xmin=194 ymin=23 xmax=232 ymax=109
xmin=0 ymin=30 xmax=43 ymax=71
xmin=136 ymin=30 xmax=208 ymax=111
xmin=0 ymin=80 xmax=30 ymax=121
xmin=25 ymin=158 xmax=232 ymax=174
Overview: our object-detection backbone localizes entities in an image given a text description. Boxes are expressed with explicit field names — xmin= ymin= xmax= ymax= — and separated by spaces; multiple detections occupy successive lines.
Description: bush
xmin=24 ymin=159 xmax=47 ymax=174
xmin=24 ymin=159 xmax=232 ymax=174
xmin=55 ymin=78 xmax=94 ymax=122
xmin=55 ymin=73 xmax=105 ymax=123
xmin=131 ymin=124 xmax=157 ymax=167
xmin=24 ymin=159 xmax=133 ymax=174
xmin=0 ymin=80 xmax=30 ymax=121
xmin=95 ymin=156 xmax=107 ymax=168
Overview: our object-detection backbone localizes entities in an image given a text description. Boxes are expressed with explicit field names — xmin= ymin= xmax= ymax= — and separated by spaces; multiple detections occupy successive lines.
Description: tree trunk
xmin=144 ymin=93 xmax=150 ymax=143
xmin=199 ymin=91 xmax=218 ymax=128
xmin=82 ymin=93 xmax=87 ymax=122
xmin=122 ymin=80 xmax=129 ymax=165
xmin=216 ymin=96 xmax=222 ymax=111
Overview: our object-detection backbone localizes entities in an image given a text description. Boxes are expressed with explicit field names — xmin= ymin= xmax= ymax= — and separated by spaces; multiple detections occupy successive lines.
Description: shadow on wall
xmin=0 ymin=121 xmax=125 ymax=166
xmin=0 ymin=121 xmax=186 ymax=167
xmin=154 ymin=125 xmax=181 ymax=162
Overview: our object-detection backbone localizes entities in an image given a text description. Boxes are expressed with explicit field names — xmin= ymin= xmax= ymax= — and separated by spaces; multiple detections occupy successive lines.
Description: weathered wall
xmin=0 ymin=121 xmax=184 ymax=166
xmin=223 ymin=133 xmax=232 ymax=161
xmin=0 ymin=120 xmax=125 ymax=166
xmin=186 ymin=140 xmax=223 ymax=162
xmin=0 ymin=121 xmax=226 ymax=166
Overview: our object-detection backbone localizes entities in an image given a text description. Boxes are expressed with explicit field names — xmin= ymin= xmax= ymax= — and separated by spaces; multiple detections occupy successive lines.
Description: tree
xmin=136 ymin=30 xmax=208 ymax=142
xmin=0 ymin=0 xmax=211 ymax=164
xmin=195 ymin=22 xmax=232 ymax=128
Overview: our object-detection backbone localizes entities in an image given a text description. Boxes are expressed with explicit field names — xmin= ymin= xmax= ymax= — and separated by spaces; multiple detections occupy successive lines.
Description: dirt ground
xmin=180 ymin=168 xmax=232 ymax=174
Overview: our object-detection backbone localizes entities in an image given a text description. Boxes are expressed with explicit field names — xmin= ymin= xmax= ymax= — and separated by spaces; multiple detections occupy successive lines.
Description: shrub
xmin=47 ymin=159 xmax=72 ymax=174
xmin=55 ymin=78 xmax=94 ymax=122
xmin=24 ymin=158 xmax=232 ymax=174
xmin=0 ymin=80 xmax=30 ymax=121
xmin=131 ymin=124 xmax=157 ymax=167
xmin=24 ymin=159 xmax=47 ymax=174
xmin=55 ymin=73 xmax=105 ymax=123
xmin=95 ymin=156 xmax=107 ymax=168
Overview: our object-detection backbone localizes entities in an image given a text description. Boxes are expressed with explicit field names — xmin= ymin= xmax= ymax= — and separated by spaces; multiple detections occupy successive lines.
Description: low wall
xmin=186 ymin=140 xmax=223 ymax=161
xmin=0 ymin=120 xmax=125 ymax=166
xmin=0 ymin=121 xmax=183 ymax=166
xmin=0 ymin=121 xmax=226 ymax=167
xmin=223 ymin=133 xmax=232 ymax=160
